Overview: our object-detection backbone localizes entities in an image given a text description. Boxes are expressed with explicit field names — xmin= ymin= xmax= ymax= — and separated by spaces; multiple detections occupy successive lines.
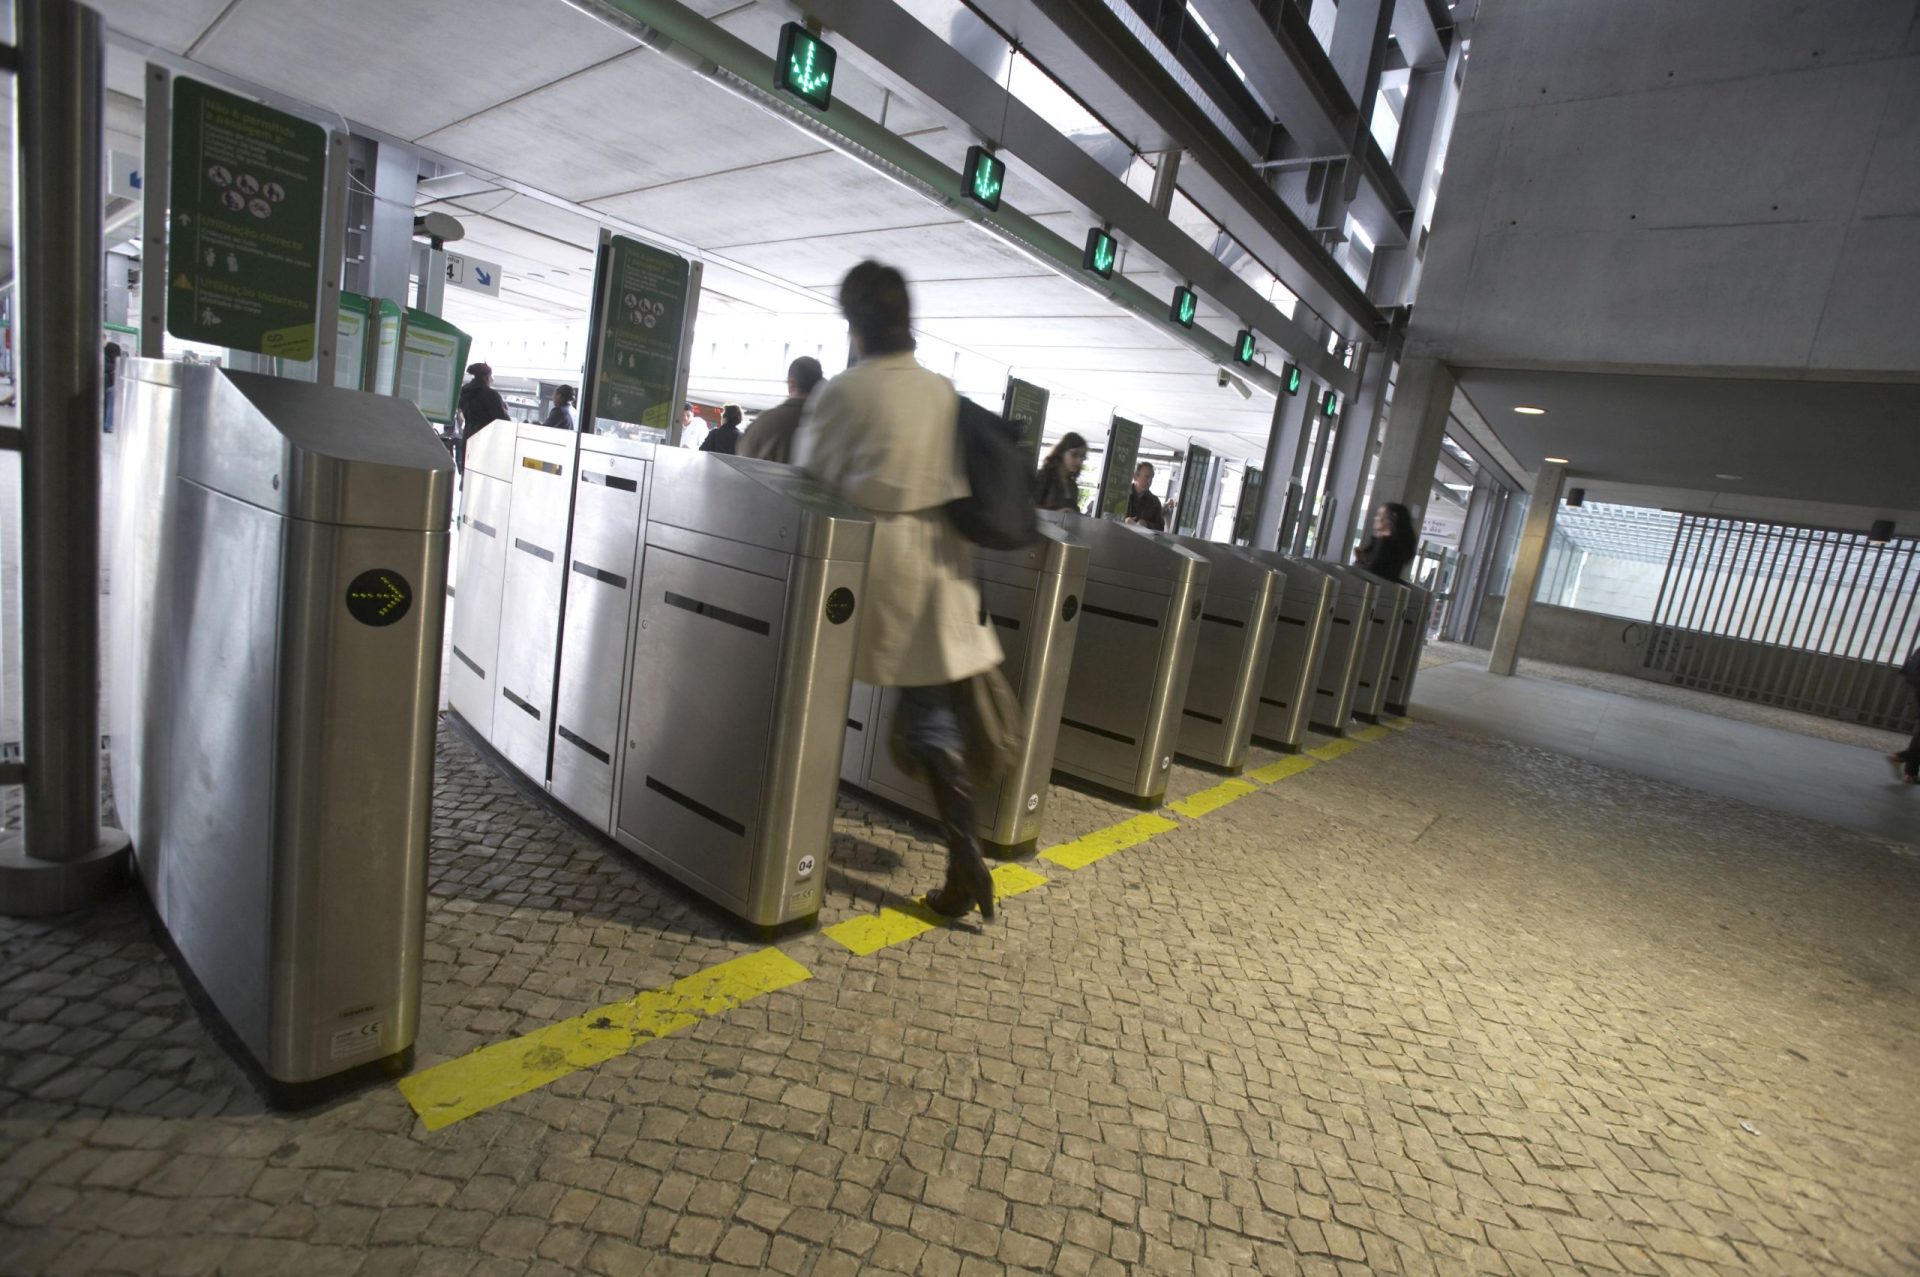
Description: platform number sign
xmin=1234 ymin=330 xmax=1257 ymax=365
xmin=1322 ymin=389 xmax=1340 ymax=417
xmin=963 ymin=146 xmax=1005 ymax=211
xmin=1082 ymin=227 xmax=1116 ymax=279
xmin=775 ymin=23 xmax=836 ymax=110
xmin=1283 ymin=362 xmax=1302 ymax=395
xmin=1170 ymin=286 xmax=1197 ymax=329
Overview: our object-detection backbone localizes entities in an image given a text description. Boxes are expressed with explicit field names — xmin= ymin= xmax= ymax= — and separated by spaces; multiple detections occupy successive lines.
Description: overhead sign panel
xmin=963 ymin=146 xmax=1005 ymax=211
xmin=1233 ymin=330 xmax=1257 ymax=366
xmin=1283 ymin=362 xmax=1302 ymax=395
xmin=1097 ymin=417 xmax=1144 ymax=520
xmin=444 ymin=252 xmax=502 ymax=298
xmin=591 ymin=234 xmax=692 ymax=435
xmin=1170 ymin=286 xmax=1197 ymax=329
xmin=775 ymin=23 xmax=836 ymax=110
xmin=1082 ymin=227 xmax=1116 ymax=279
xmin=166 ymin=77 xmax=327 ymax=359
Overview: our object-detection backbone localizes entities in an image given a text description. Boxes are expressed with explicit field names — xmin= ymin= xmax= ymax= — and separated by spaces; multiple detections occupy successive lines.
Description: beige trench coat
xmin=793 ymin=352 xmax=1003 ymax=688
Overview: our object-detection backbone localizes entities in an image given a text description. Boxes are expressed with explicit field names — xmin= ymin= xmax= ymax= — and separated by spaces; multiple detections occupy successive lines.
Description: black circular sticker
xmin=1062 ymin=594 xmax=1079 ymax=623
xmin=824 ymin=587 xmax=856 ymax=625
xmin=346 ymin=569 xmax=412 ymax=627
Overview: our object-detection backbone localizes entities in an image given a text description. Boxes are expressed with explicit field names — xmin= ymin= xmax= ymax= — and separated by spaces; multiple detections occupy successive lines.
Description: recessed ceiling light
xmin=1716 ymin=473 xmax=1742 ymax=481
xmin=1543 ymin=456 xmax=1570 ymax=465
xmin=1514 ymin=405 xmax=1547 ymax=415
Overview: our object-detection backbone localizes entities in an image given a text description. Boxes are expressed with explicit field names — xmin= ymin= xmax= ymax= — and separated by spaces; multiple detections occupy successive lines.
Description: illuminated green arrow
xmin=350 ymin=574 xmax=407 ymax=616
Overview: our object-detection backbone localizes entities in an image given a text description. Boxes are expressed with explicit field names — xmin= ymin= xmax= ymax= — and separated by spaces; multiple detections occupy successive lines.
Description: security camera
xmin=1217 ymin=367 xmax=1229 ymax=388
xmin=1219 ymin=369 xmax=1253 ymax=400
xmin=413 ymin=211 xmax=465 ymax=245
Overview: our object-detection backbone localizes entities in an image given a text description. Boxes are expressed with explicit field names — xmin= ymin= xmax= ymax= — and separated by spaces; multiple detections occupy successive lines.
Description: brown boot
xmin=920 ymin=749 xmax=996 ymax=921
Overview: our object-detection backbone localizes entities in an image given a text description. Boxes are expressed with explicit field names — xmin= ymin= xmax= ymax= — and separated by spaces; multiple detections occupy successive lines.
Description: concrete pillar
xmin=1291 ymin=398 xmax=1334 ymax=555
xmin=1314 ymin=345 xmax=1391 ymax=561
xmin=1488 ymin=462 xmax=1567 ymax=677
xmin=1250 ymin=387 xmax=1315 ymax=551
xmin=1371 ymin=356 xmax=1454 ymax=527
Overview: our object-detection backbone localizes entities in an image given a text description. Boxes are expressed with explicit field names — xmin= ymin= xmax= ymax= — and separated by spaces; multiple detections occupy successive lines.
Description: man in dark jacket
xmin=700 ymin=403 xmax=744 ymax=455
xmin=1891 ymin=646 xmax=1920 ymax=784
xmin=1125 ymin=462 xmax=1164 ymax=531
xmin=741 ymin=357 xmax=823 ymax=465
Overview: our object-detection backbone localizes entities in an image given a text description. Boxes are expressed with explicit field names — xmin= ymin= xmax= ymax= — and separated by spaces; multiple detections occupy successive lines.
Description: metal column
xmin=0 ymin=0 xmax=134 ymax=914
xmin=1488 ymin=462 xmax=1567 ymax=677
xmin=1250 ymin=388 xmax=1313 ymax=552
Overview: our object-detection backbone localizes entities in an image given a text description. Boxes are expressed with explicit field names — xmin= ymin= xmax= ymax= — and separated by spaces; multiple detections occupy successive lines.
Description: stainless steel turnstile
xmin=489 ymin=424 xmax=576 ymax=782
xmin=1169 ymin=536 xmax=1284 ymax=773
xmin=843 ymin=523 xmax=1089 ymax=856
xmin=108 ymin=360 xmax=451 ymax=1096
xmin=1248 ymin=554 xmax=1335 ymax=752
xmin=612 ymin=450 xmax=873 ymax=928
xmin=1048 ymin=514 xmax=1209 ymax=805
xmin=1299 ymin=563 xmax=1377 ymax=736
xmin=1384 ymin=584 xmax=1433 ymax=717
xmin=1352 ymin=573 xmax=1412 ymax=723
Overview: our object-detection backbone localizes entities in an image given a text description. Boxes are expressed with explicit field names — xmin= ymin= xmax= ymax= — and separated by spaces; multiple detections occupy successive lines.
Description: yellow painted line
xmin=1308 ymin=737 xmax=1364 ymax=761
xmin=1385 ymin=716 xmax=1415 ymax=730
xmin=399 ymin=947 xmax=810 ymax=1131
xmin=824 ymin=900 xmax=942 ymax=956
xmin=1247 ymin=754 xmax=1318 ymax=784
xmin=1351 ymin=724 xmax=1391 ymax=742
xmin=1169 ymin=778 xmax=1259 ymax=818
xmin=991 ymin=861 xmax=1049 ymax=899
xmin=1040 ymin=812 xmax=1180 ymax=871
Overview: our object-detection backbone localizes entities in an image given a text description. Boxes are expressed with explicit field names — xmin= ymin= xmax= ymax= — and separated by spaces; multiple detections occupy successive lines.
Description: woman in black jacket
xmin=1032 ymin=432 xmax=1088 ymax=512
xmin=1354 ymin=502 xmax=1418 ymax=582
xmin=455 ymin=362 xmax=509 ymax=472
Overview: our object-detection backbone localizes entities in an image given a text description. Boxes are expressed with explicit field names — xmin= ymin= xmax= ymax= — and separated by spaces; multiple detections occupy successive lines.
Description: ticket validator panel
xmin=1168 ymin=536 xmax=1284 ymax=773
xmin=1245 ymin=552 xmax=1334 ymax=752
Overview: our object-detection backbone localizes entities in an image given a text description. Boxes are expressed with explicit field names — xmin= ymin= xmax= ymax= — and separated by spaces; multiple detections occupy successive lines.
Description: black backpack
xmin=947 ymin=397 xmax=1038 ymax=550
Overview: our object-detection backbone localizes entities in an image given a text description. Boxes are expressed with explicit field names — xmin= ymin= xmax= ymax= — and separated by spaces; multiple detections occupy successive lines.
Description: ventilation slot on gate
xmin=1258 ymin=696 xmax=1289 ymax=709
xmin=452 ymin=646 xmax=485 ymax=678
xmin=1081 ymin=603 xmax=1158 ymax=627
xmin=1332 ymin=616 xmax=1353 ymax=626
xmin=1182 ymin=708 xmax=1224 ymax=724
xmin=645 ymin=776 xmax=746 ymax=836
xmin=571 ymin=560 xmax=629 ymax=590
xmin=502 ymin=687 xmax=542 ymax=719
xmin=513 ymin=538 xmax=555 ymax=562
xmin=557 ymin=725 xmax=611 ymax=764
xmin=978 ymin=611 xmax=1022 ymax=630
xmin=1276 ymin=615 xmax=1308 ymax=627
xmin=1061 ymin=716 xmax=1136 ymax=745
xmin=467 ymin=518 xmax=498 ymax=538
xmin=1201 ymin=613 xmax=1244 ymax=628
xmin=581 ymin=471 xmax=639 ymax=492
xmin=663 ymin=591 xmax=771 ymax=636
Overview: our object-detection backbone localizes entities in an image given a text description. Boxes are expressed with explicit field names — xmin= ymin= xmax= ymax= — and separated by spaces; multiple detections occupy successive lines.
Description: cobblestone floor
xmin=3 ymin=710 xmax=1917 ymax=1275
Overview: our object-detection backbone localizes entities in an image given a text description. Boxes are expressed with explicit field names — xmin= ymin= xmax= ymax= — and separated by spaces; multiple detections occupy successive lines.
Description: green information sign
xmin=1234 ymin=466 xmax=1263 ymax=545
xmin=1175 ymin=442 xmax=1214 ymax=537
xmin=591 ymin=235 xmax=691 ymax=434
xmin=1098 ymin=417 xmax=1144 ymax=520
xmin=1003 ymin=377 xmax=1050 ymax=467
xmin=167 ymin=77 xmax=327 ymax=359
xmin=398 ymin=309 xmax=472 ymax=425
xmin=333 ymin=291 xmax=370 ymax=390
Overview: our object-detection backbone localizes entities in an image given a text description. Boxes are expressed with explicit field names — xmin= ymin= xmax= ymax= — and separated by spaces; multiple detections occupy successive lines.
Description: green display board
xmin=1234 ymin=466 xmax=1263 ymax=545
xmin=1175 ymin=442 xmax=1213 ymax=537
xmin=591 ymin=234 xmax=691 ymax=434
xmin=1097 ymin=417 xmax=1144 ymax=520
xmin=372 ymin=299 xmax=404 ymax=396
xmin=166 ymin=77 xmax=327 ymax=359
xmin=1003 ymin=377 xmax=1050 ymax=466
xmin=333 ymin=291 xmax=370 ymax=390
xmin=398 ymin=309 xmax=471 ymax=425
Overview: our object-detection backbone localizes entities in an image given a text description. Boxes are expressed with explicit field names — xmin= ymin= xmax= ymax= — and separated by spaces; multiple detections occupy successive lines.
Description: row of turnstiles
xmin=451 ymin=421 xmax=1432 ymax=933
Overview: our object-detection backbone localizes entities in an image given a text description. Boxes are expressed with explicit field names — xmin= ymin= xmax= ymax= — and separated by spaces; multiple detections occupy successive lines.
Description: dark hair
xmin=1043 ymin=432 xmax=1088 ymax=468
xmin=839 ymin=260 xmax=915 ymax=357
xmin=466 ymin=362 xmax=491 ymax=380
xmin=1134 ymin=461 xmax=1155 ymax=480
xmin=722 ymin=403 xmax=743 ymax=428
xmin=788 ymin=356 xmax=824 ymax=395
xmin=554 ymin=384 xmax=575 ymax=405
xmin=1378 ymin=502 xmax=1417 ymax=555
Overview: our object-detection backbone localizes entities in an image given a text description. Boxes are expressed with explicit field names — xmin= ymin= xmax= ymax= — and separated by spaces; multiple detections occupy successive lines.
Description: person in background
xmin=541 ymin=384 xmax=576 ymax=431
xmin=794 ymin=260 xmax=1001 ymax=923
xmin=700 ymin=403 xmax=743 ymax=455
xmin=679 ymin=403 xmax=710 ymax=450
xmin=741 ymin=356 xmax=824 ymax=465
xmin=455 ymin=362 xmax=508 ymax=472
xmin=1355 ymin=501 xmax=1418 ymax=582
xmin=1889 ymin=645 xmax=1920 ymax=785
xmin=1032 ymin=432 xmax=1087 ymax=511
xmin=1125 ymin=461 xmax=1164 ymax=530
xmin=103 ymin=341 xmax=122 ymax=434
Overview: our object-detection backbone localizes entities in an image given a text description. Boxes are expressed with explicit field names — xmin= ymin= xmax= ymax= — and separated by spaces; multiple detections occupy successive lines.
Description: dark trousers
xmin=1900 ymin=686 xmax=1920 ymax=778
xmin=895 ymin=683 xmax=965 ymax=765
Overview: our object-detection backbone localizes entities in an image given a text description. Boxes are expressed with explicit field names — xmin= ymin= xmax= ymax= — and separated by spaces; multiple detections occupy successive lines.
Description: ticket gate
xmin=1384 ymin=585 xmax=1433 ymax=717
xmin=445 ymin=422 xmax=576 ymax=781
xmin=1168 ymin=537 xmax=1284 ymax=773
xmin=611 ymin=450 xmax=873 ymax=928
xmin=108 ymin=360 xmax=451 ymax=1097
xmin=1248 ymin=555 xmax=1335 ymax=752
xmin=843 ymin=523 xmax=1089 ymax=856
xmin=1352 ymin=573 xmax=1412 ymax=723
xmin=1299 ymin=563 xmax=1377 ymax=736
xmin=1047 ymin=514 xmax=1209 ymax=806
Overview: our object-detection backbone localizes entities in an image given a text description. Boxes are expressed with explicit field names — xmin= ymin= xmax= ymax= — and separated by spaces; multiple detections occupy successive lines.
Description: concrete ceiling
xmin=85 ymin=0 xmax=1294 ymax=460
xmin=1455 ymin=367 xmax=1920 ymax=515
